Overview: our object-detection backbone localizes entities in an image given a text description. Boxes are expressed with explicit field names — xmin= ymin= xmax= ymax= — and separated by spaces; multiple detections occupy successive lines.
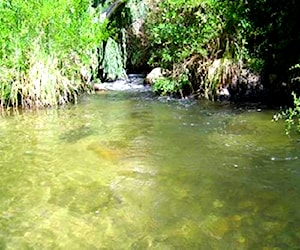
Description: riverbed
xmin=1 ymin=90 xmax=300 ymax=249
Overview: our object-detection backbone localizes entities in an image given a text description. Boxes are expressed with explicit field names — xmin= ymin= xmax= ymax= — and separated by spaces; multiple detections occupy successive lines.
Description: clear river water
xmin=1 ymin=90 xmax=300 ymax=249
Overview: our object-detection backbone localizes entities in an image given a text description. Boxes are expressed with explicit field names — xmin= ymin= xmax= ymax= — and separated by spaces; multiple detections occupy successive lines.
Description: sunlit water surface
xmin=1 ymin=91 xmax=300 ymax=249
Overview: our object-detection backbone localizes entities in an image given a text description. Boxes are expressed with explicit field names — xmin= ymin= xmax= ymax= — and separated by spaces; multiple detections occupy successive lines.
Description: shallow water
xmin=1 ymin=91 xmax=300 ymax=249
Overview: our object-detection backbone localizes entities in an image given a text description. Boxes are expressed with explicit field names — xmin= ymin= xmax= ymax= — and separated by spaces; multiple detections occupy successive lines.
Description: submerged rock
xmin=200 ymin=214 xmax=230 ymax=240
xmin=87 ymin=141 xmax=124 ymax=161
xmin=60 ymin=124 xmax=95 ymax=143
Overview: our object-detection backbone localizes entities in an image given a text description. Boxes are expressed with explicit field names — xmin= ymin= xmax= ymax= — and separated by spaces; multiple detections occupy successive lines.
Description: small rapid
xmin=93 ymin=74 xmax=152 ymax=92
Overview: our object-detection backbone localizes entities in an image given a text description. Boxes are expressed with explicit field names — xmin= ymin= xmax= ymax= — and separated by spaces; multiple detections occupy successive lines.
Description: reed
xmin=0 ymin=0 xmax=108 ymax=109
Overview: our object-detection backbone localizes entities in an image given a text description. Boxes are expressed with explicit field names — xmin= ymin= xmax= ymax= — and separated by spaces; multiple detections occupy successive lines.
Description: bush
xmin=144 ymin=0 xmax=252 ymax=99
xmin=274 ymin=63 xmax=300 ymax=134
xmin=153 ymin=73 xmax=191 ymax=97
xmin=273 ymin=92 xmax=300 ymax=134
xmin=0 ymin=0 xmax=109 ymax=109
xmin=145 ymin=0 xmax=300 ymax=102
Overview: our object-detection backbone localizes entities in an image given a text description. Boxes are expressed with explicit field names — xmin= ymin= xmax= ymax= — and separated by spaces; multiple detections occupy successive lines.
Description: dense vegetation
xmin=1 ymin=0 xmax=300 ymax=132
xmin=145 ymin=0 xmax=300 ymax=104
xmin=0 ymin=0 xmax=108 ymax=108
xmin=143 ymin=0 xmax=300 ymax=133
xmin=2 ymin=0 xmax=300 ymax=106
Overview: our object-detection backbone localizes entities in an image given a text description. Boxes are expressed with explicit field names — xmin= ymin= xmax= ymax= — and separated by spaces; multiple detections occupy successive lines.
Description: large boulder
xmin=144 ymin=67 xmax=164 ymax=85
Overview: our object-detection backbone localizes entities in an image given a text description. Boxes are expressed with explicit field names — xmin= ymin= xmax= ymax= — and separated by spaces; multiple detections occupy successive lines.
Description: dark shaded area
xmin=143 ymin=0 xmax=300 ymax=106
xmin=92 ymin=0 xmax=128 ymax=82
xmin=91 ymin=0 xmax=104 ymax=8
xmin=96 ymin=42 xmax=108 ymax=82
xmin=245 ymin=0 xmax=300 ymax=105
xmin=93 ymin=0 xmax=300 ymax=106
xmin=108 ymin=2 xmax=151 ymax=74
xmin=59 ymin=125 xmax=96 ymax=143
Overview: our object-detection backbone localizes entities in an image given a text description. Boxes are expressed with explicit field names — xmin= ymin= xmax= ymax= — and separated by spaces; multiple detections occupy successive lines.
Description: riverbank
xmin=1 ymin=0 xmax=299 ymax=111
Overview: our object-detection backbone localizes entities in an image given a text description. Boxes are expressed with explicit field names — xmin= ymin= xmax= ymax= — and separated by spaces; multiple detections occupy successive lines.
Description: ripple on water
xmin=1 ymin=94 xmax=300 ymax=249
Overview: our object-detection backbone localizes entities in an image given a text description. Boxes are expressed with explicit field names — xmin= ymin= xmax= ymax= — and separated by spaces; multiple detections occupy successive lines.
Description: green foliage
xmin=0 ymin=0 xmax=109 ymax=108
xmin=153 ymin=74 xmax=190 ymax=97
xmin=289 ymin=63 xmax=300 ymax=85
xmin=246 ymin=0 xmax=300 ymax=72
xmin=146 ymin=0 xmax=221 ymax=69
xmin=274 ymin=92 xmax=300 ymax=134
xmin=273 ymin=62 xmax=300 ymax=135
xmin=247 ymin=57 xmax=265 ymax=73
xmin=145 ymin=0 xmax=300 ymax=102
xmin=153 ymin=78 xmax=176 ymax=96
xmin=145 ymin=0 xmax=252 ymax=98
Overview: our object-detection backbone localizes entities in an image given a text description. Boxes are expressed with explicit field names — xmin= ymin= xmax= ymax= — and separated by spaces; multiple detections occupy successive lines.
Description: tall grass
xmin=0 ymin=0 xmax=108 ymax=109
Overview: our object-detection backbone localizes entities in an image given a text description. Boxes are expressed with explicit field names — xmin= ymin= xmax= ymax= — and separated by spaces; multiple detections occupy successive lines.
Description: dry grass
xmin=0 ymin=50 xmax=90 ymax=109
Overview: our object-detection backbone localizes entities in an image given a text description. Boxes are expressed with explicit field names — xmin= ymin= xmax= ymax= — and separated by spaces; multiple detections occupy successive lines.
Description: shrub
xmin=153 ymin=73 xmax=191 ymax=97
xmin=144 ymin=0 xmax=252 ymax=99
xmin=0 ymin=0 xmax=109 ymax=109
xmin=273 ymin=92 xmax=300 ymax=134
xmin=274 ymin=63 xmax=300 ymax=134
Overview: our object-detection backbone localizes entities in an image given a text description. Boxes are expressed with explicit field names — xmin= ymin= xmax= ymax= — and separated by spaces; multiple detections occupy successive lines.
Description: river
xmin=1 ymin=90 xmax=300 ymax=249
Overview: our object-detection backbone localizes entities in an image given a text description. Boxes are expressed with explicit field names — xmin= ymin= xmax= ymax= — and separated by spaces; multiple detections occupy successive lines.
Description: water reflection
xmin=0 ymin=92 xmax=300 ymax=249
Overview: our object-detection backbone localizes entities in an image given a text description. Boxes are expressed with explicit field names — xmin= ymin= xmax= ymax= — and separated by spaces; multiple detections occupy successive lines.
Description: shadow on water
xmin=1 ymin=91 xmax=300 ymax=249
xmin=59 ymin=124 xmax=96 ymax=143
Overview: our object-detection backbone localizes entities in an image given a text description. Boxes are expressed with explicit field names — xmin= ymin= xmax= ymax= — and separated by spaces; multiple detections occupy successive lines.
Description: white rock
xmin=145 ymin=67 xmax=163 ymax=85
